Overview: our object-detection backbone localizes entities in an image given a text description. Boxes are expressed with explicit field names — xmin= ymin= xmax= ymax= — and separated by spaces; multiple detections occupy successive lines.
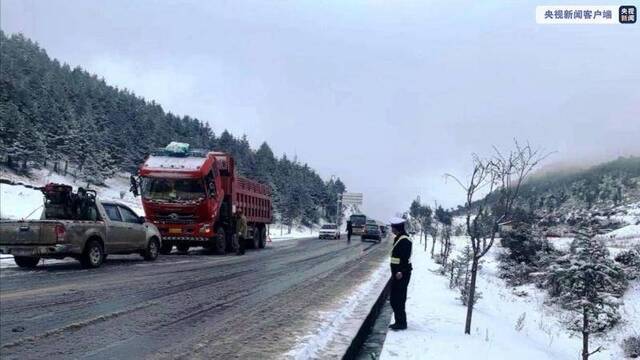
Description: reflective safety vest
xmin=390 ymin=235 xmax=412 ymax=265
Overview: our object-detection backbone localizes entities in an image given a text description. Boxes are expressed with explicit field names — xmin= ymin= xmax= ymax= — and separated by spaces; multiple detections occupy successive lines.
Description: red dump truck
xmin=137 ymin=142 xmax=272 ymax=254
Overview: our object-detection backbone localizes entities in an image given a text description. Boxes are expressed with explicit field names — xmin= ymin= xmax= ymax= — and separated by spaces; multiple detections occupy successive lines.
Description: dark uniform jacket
xmin=390 ymin=233 xmax=412 ymax=274
xmin=236 ymin=214 xmax=248 ymax=238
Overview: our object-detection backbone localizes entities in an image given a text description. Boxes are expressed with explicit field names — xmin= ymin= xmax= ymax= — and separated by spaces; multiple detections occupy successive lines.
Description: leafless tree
xmin=439 ymin=224 xmax=452 ymax=268
xmin=429 ymin=220 xmax=438 ymax=258
xmin=446 ymin=140 xmax=548 ymax=334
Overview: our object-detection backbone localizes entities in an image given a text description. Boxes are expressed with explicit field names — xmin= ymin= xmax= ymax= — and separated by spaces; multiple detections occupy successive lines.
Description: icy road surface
xmin=0 ymin=236 xmax=390 ymax=359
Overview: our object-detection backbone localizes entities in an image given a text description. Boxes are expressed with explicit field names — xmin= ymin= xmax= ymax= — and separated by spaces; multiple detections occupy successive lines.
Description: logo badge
xmin=620 ymin=5 xmax=636 ymax=23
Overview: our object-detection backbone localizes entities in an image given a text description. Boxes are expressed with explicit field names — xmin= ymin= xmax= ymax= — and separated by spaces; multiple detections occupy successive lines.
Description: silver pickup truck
xmin=0 ymin=183 xmax=162 ymax=269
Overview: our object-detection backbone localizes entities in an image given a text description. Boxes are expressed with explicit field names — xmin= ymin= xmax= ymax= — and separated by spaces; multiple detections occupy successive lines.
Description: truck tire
xmin=177 ymin=244 xmax=190 ymax=254
xmin=80 ymin=239 xmax=104 ymax=268
xmin=143 ymin=237 xmax=160 ymax=261
xmin=14 ymin=256 xmax=40 ymax=268
xmin=213 ymin=226 xmax=226 ymax=254
xmin=250 ymin=228 xmax=260 ymax=249
xmin=160 ymin=242 xmax=173 ymax=255
xmin=258 ymin=226 xmax=266 ymax=249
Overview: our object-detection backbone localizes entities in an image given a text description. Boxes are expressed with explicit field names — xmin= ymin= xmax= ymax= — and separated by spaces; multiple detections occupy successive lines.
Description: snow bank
xmin=268 ymin=224 xmax=318 ymax=242
xmin=285 ymin=260 xmax=389 ymax=359
xmin=380 ymin=236 xmax=638 ymax=360
xmin=0 ymin=183 xmax=44 ymax=219
xmin=602 ymin=224 xmax=640 ymax=240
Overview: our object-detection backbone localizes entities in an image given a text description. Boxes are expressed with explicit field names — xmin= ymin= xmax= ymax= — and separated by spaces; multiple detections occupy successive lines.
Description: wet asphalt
xmin=0 ymin=235 xmax=389 ymax=360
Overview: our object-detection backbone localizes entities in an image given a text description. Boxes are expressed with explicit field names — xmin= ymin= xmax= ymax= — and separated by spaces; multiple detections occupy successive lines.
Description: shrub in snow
xmin=614 ymin=245 xmax=640 ymax=280
xmin=449 ymin=246 xmax=473 ymax=289
xmin=451 ymin=245 xmax=483 ymax=306
xmin=459 ymin=280 xmax=482 ymax=307
xmin=498 ymin=257 xmax=534 ymax=286
xmin=623 ymin=336 xmax=640 ymax=358
xmin=498 ymin=225 xmax=558 ymax=286
xmin=433 ymin=253 xmax=444 ymax=265
xmin=500 ymin=225 xmax=550 ymax=264
xmin=515 ymin=312 xmax=526 ymax=332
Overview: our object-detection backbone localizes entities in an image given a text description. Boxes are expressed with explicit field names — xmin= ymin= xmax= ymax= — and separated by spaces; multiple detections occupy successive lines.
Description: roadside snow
xmin=380 ymin=236 xmax=639 ymax=360
xmin=285 ymin=259 xmax=389 ymax=359
xmin=269 ymin=224 xmax=319 ymax=242
xmin=0 ymin=183 xmax=44 ymax=219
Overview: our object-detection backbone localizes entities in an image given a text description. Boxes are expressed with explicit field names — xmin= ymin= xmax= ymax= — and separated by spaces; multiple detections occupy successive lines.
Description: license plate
xmin=169 ymin=228 xmax=182 ymax=234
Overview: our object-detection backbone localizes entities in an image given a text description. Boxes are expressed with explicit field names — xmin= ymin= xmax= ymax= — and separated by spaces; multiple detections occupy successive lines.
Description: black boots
xmin=388 ymin=323 xmax=407 ymax=331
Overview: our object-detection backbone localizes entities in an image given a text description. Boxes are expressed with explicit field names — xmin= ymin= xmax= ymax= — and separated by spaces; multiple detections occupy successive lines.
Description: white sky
xmin=2 ymin=0 xmax=639 ymax=220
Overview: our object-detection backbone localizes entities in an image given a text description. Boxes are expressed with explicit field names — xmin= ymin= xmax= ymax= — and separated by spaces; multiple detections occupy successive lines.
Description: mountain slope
xmin=0 ymin=31 xmax=345 ymax=226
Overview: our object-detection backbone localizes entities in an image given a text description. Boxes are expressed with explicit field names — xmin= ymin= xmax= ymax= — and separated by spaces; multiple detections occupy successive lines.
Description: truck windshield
xmin=141 ymin=177 xmax=205 ymax=202
xmin=350 ymin=215 xmax=366 ymax=226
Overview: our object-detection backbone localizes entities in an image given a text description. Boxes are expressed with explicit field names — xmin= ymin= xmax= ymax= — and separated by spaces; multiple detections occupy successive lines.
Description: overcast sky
xmin=2 ymin=0 xmax=639 ymax=220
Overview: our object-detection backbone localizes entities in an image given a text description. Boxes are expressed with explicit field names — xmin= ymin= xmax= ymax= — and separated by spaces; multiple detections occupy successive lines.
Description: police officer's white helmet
xmin=388 ymin=217 xmax=406 ymax=226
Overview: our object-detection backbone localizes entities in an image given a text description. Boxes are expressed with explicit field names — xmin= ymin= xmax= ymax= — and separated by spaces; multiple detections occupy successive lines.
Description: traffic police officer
xmin=388 ymin=217 xmax=412 ymax=330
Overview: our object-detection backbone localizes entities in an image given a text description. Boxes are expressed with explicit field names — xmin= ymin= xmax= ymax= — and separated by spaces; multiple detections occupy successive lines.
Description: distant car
xmin=319 ymin=224 xmax=341 ymax=239
xmin=361 ymin=221 xmax=382 ymax=242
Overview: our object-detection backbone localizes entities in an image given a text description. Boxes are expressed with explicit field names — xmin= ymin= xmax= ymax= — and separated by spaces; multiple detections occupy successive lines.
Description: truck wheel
xmin=143 ymin=237 xmax=160 ymax=261
xmin=258 ymin=226 xmax=266 ymax=249
xmin=213 ymin=227 xmax=226 ymax=254
xmin=177 ymin=244 xmax=190 ymax=254
xmin=250 ymin=228 xmax=260 ymax=249
xmin=14 ymin=256 xmax=40 ymax=268
xmin=160 ymin=242 xmax=173 ymax=255
xmin=81 ymin=239 xmax=104 ymax=268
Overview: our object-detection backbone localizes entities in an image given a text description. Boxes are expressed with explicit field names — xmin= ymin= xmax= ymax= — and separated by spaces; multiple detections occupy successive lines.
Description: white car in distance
xmin=319 ymin=223 xmax=341 ymax=240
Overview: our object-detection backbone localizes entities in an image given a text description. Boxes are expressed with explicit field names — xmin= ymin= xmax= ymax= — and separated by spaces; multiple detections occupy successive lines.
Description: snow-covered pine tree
xmin=547 ymin=228 xmax=627 ymax=360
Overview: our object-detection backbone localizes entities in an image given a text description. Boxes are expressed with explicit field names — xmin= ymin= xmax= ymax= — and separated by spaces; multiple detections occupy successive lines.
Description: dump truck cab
xmin=138 ymin=142 xmax=271 ymax=254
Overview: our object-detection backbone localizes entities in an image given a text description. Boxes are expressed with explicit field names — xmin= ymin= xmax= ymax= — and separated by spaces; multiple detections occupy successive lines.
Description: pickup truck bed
xmin=0 ymin=183 xmax=162 ymax=269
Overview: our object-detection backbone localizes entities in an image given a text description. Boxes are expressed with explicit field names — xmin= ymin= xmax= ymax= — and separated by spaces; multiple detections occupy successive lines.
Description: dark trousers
xmin=390 ymin=271 xmax=411 ymax=326
xmin=237 ymin=236 xmax=245 ymax=255
xmin=347 ymin=232 xmax=352 ymax=242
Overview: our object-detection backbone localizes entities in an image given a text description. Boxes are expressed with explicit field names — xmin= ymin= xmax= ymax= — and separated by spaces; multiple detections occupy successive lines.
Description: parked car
xmin=319 ymin=223 xmax=341 ymax=239
xmin=0 ymin=183 xmax=162 ymax=269
xmin=361 ymin=220 xmax=382 ymax=242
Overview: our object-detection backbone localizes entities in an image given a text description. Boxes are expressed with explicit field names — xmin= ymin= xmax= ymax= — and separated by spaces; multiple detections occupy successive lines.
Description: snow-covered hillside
xmin=1 ymin=168 xmax=144 ymax=219
xmin=381 ymin=236 xmax=640 ymax=360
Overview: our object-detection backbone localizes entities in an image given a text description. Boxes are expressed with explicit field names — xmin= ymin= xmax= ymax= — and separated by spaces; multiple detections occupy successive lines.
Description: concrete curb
xmin=341 ymin=278 xmax=391 ymax=360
